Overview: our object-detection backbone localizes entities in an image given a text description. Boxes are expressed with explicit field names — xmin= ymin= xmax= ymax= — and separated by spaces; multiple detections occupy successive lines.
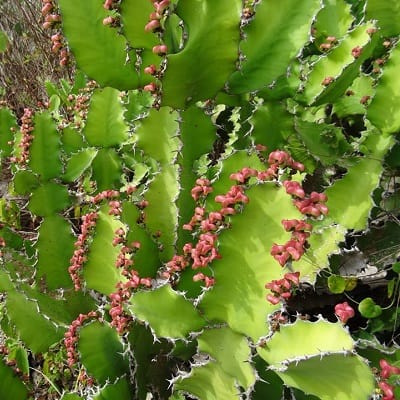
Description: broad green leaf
xmin=0 ymin=107 xmax=17 ymax=157
xmin=174 ymin=361 xmax=242 ymax=400
xmin=197 ymin=327 xmax=255 ymax=390
xmin=129 ymin=285 xmax=205 ymax=338
xmin=91 ymin=148 xmax=122 ymax=191
xmin=161 ymin=0 xmax=242 ymax=108
xmin=176 ymin=106 xmax=216 ymax=248
xmin=6 ymin=291 xmax=64 ymax=353
xmin=83 ymin=205 xmax=126 ymax=295
xmin=0 ymin=30 xmax=8 ymax=53
xmin=92 ymin=379 xmax=132 ymax=400
xmin=29 ymin=111 xmax=62 ymax=181
xmin=328 ymin=275 xmax=347 ymax=294
xmin=259 ymin=321 xmax=374 ymax=397
xmin=28 ymin=182 xmax=70 ymax=217
xmin=333 ymin=75 xmax=374 ymax=118
xmin=78 ymin=322 xmax=130 ymax=384
xmin=228 ymin=0 xmax=320 ymax=93
xmin=201 ymin=184 xmax=301 ymax=341
xmin=274 ymin=354 xmax=374 ymax=400
xmin=136 ymin=107 xmax=180 ymax=260
xmin=63 ymin=148 xmax=98 ymax=182
xmin=36 ymin=215 xmax=75 ymax=290
xmin=0 ymin=361 xmax=28 ymax=400
xmin=12 ymin=170 xmax=40 ymax=195
xmin=358 ymin=298 xmax=382 ymax=318
xmin=294 ymin=120 xmax=352 ymax=166
xmin=259 ymin=319 xmax=354 ymax=366
xmin=366 ymin=0 xmax=400 ymax=37
xmin=58 ymin=0 xmax=138 ymax=89
xmin=325 ymin=132 xmax=394 ymax=230
xmin=61 ymin=394 xmax=82 ymax=400
xmin=8 ymin=345 xmax=29 ymax=375
xmin=301 ymin=22 xmax=377 ymax=105
xmin=83 ymin=88 xmax=128 ymax=147
xmin=314 ymin=0 xmax=354 ymax=39
xmin=250 ymin=102 xmax=295 ymax=153
xmin=61 ymin=127 xmax=85 ymax=154
xmin=367 ymin=43 xmax=400 ymax=134
xmin=120 ymin=0 xmax=158 ymax=49
xmin=120 ymin=201 xmax=160 ymax=277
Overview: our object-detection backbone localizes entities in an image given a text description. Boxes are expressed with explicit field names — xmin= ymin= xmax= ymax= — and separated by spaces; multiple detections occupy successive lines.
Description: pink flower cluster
xmin=215 ymin=185 xmax=249 ymax=212
xmin=64 ymin=311 xmax=98 ymax=367
xmin=267 ymin=150 xmax=305 ymax=174
xmin=103 ymin=0 xmax=118 ymax=9
xmin=68 ymin=212 xmax=98 ymax=290
xmin=378 ymin=359 xmax=400 ymax=400
xmin=144 ymin=0 xmax=170 ymax=32
xmin=271 ymin=219 xmax=312 ymax=267
xmin=109 ymin=227 xmax=152 ymax=334
xmin=292 ymin=190 xmax=329 ymax=218
xmin=191 ymin=178 xmax=213 ymax=201
xmin=110 ymin=272 xmax=152 ymax=334
xmin=334 ymin=301 xmax=355 ymax=324
xmin=41 ymin=1 xmax=69 ymax=65
xmin=10 ymin=108 xmax=34 ymax=165
xmin=91 ymin=189 xmax=120 ymax=204
xmin=265 ymin=271 xmax=300 ymax=305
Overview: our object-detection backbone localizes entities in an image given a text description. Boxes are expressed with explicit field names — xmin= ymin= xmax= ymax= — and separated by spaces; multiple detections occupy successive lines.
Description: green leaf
xmin=250 ymin=102 xmax=295 ymax=150
xmin=294 ymin=120 xmax=352 ymax=166
xmin=6 ymin=291 xmax=64 ymax=353
xmin=301 ymin=22 xmax=377 ymax=105
xmin=161 ymin=0 xmax=242 ymax=108
xmin=91 ymin=148 xmax=122 ymax=191
xmin=366 ymin=0 xmax=400 ymax=37
xmin=0 ymin=107 xmax=17 ymax=157
xmin=28 ymin=182 xmax=70 ymax=217
xmin=129 ymin=285 xmax=205 ymax=338
xmin=78 ymin=322 xmax=130 ymax=384
xmin=201 ymin=183 xmax=302 ymax=341
xmin=0 ymin=30 xmax=9 ymax=53
xmin=367 ymin=42 xmax=400 ymax=134
xmin=120 ymin=202 xmax=160 ymax=277
xmin=83 ymin=88 xmax=128 ymax=147
xmin=325 ymin=132 xmax=394 ymax=230
xmin=61 ymin=394 xmax=82 ymax=400
xmin=36 ymin=215 xmax=75 ymax=290
xmin=63 ymin=148 xmax=98 ymax=182
xmin=260 ymin=320 xmax=354 ymax=365
xmin=8 ymin=345 xmax=29 ymax=375
xmin=197 ymin=327 xmax=255 ymax=390
xmin=92 ymin=379 xmax=132 ymax=400
xmin=12 ymin=170 xmax=40 ymax=195
xmin=274 ymin=354 xmax=374 ymax=400
xmin=58 ymin=0 xmax=138 ymax=89
xmin=228 ymin=0 xmax=321 ymax=93
xmin=120 ymin=0 xmax=157 ymax=49
xmin=29 ymin=111 xmax=62 ymax=181
xmin=0 ymin=361 xmax=28 ymax=400
xmin=174 ymin=361 xmax=242 ymax=400
xmin=176 ymin=106 xmax=216 ymax=249
xmin=392 ymin=262 xmax=400 ymax=274
xmin=332 ymin=75 xmax=374 ymax=118
xmin=314 ymin=0 xmax=354 ymax=39
xmin=328 ymin=275 xmax=346 ymax=294
xmin=61 ymin=127 xmax=85 ymax=154
xmin=136 ymin=107 xmax=180 ymax=260
xmin=358 ymin=298 xmax=382 ymax=318
xmin=258 ymin=319 xmax=374 ymax=399
xmin=83 ymin=205 xmax=126 ymax=295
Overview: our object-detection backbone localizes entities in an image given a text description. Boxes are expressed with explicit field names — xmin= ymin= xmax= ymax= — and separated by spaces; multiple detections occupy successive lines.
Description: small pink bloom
xmin=334 ymin=302 xmax=355 ymax=324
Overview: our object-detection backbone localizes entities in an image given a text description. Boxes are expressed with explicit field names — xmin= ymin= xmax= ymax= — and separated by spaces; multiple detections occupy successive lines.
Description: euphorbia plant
xmin=1 ymin=0 xmax=400 ymax=399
